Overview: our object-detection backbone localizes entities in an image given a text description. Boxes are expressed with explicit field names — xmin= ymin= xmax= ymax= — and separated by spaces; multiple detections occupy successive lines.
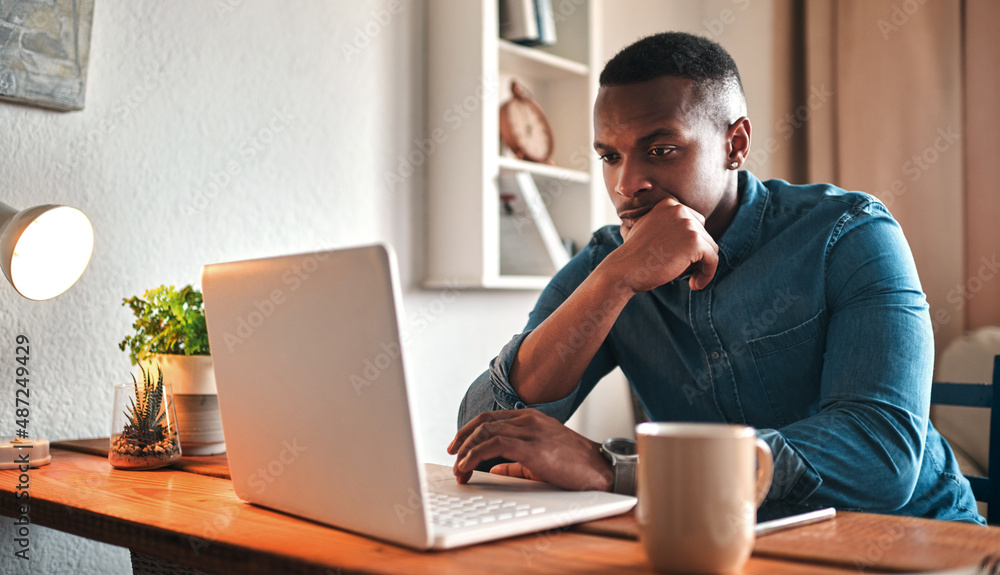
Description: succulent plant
xmin=120 ymin=364 xmax=171 ymax=447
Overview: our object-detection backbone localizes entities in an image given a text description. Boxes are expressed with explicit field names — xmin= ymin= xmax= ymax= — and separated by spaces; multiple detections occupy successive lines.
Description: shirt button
xmin=710 ymin=350 xmax=722 ymax=361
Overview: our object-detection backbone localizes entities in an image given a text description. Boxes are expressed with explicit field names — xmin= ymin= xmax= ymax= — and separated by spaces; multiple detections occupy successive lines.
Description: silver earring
xmin=729 ymin=161 xmax=738 ymax=169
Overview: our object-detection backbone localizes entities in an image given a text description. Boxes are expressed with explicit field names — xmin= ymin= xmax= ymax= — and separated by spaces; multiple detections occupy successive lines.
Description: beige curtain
xmin=963 ymin=0 xmax=1000 ymax=333
xmin=790 ymin=0 xmax=999 ymax=355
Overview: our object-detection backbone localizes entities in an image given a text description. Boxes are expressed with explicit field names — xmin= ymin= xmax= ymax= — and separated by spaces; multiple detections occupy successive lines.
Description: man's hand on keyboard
xmin=447 ymin=408 xmax=614 ymax=492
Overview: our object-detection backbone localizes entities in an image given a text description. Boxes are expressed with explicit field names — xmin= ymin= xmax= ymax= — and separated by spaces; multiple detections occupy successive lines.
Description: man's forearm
xmin=509 ymin=264 xmax=633 ymax=404
xmin=510 ymin=197 xmax=719 ymax=405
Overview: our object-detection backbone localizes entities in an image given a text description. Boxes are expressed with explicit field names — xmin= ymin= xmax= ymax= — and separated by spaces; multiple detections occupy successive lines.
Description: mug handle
xmin=753 ymin=438 xmax=775 ymax=508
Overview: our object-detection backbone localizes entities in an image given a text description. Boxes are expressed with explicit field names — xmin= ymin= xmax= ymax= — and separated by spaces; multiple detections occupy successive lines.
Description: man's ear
xmin=725 ymin=116 xmax=751 ymax=169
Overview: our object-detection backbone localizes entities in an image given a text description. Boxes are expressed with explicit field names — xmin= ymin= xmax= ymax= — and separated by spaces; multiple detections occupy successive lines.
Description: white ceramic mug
xmin=635 ymin=422 xmax=774 ymax=574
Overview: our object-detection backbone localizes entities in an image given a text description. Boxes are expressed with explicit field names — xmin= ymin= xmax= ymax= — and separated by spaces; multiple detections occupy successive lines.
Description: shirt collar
xmin=717 ymin=170 xmax=769 ymax=268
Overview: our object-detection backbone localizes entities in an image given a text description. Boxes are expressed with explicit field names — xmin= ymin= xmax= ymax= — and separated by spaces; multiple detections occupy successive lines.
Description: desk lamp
xmin=0 ymin=201 xmax=92 ymax=469
xmin=0 ymin=202 xmax=93 ymax=300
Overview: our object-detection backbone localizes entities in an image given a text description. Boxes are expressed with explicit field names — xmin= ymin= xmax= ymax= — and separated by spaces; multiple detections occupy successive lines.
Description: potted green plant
xmin=120 ymin=284 xmax=225 ymax=455
xmin=109 ymin=364 xmax=181 ymax=470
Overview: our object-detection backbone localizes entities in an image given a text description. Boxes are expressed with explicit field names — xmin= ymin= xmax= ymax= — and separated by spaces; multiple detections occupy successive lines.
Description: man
xmin=448 ymin=32 xmax=983 ymax=524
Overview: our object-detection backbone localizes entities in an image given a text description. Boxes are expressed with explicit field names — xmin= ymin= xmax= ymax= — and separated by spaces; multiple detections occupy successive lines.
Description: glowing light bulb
xmin=9 ymin=207 xmax=94 ymax=300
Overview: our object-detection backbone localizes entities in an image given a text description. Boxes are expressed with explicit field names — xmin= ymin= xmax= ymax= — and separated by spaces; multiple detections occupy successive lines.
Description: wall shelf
xmin=497 ymin=39 xmax=589 ymax=80
xmin=497 ymin=156 xmax=590 ymax=184
xmin=425 ymin=0 xmax=611 ymax=290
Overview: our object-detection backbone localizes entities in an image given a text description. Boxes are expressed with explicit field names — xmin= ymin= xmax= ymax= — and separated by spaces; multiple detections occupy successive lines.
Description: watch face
xmin=604 ymin=437 xmax=638 ymax=457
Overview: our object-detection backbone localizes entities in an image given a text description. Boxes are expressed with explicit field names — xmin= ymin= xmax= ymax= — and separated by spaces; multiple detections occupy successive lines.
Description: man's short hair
xmin=599 ymin=32 xmax=746 ymax=126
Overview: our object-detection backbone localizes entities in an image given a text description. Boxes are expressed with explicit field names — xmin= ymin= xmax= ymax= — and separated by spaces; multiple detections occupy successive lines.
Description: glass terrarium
xmin=109 ymin=367 xmax=181 ymax=470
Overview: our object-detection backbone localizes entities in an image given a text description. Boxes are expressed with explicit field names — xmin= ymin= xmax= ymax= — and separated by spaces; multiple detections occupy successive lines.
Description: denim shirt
xmin=459 ymin=171 xmax=984 ymax=524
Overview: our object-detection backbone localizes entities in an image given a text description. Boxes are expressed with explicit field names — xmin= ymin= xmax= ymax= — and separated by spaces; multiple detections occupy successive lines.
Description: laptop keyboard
xmin=427 ymin=492 xmax=547 ymax=529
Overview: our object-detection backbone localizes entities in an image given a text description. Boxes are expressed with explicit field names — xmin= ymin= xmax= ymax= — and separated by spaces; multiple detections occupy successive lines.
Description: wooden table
xmin=1 ymin=444 xmax=998 ymax=574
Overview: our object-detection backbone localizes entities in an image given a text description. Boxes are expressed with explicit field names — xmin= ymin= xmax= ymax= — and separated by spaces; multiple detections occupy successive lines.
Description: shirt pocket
xmin=746 ymin=310 xmax=827 ymax=427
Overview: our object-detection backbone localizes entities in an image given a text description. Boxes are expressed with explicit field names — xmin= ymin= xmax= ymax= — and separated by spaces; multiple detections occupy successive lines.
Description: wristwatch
xmin=600 ymin=437 xmax=638 ymax=495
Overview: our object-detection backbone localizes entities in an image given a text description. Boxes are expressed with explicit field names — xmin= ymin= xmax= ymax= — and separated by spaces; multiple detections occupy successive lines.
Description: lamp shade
xmin=0 ymin=202 xmax=94 ymax=300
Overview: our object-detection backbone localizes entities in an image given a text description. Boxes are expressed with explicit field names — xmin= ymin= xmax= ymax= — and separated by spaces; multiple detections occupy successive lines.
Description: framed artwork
xmin=0 ymin=0 xmax=95 ymax=111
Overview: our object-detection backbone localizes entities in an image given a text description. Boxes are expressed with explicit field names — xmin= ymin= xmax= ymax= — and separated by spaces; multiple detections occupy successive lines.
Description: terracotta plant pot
xmin=141 ymin=354 xmax=225 ymax=455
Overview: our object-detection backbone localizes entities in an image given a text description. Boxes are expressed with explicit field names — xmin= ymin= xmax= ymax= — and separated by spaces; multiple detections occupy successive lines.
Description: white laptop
xmin=200 ymin=244 xmax=636 ymax=550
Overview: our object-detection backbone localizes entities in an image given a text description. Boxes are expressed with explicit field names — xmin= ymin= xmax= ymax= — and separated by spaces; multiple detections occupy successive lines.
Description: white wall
xmin=0 ymin=2 xmax=541 ymax=572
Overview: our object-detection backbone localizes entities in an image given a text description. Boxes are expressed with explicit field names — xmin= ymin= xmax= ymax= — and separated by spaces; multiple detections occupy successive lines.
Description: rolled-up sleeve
xmin=457 ymin=330 xmax=583 ymax=428
xmin=457 ymin=240 xmax=618 ymax=429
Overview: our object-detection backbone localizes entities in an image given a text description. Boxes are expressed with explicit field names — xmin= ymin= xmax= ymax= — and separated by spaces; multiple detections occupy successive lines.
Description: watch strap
xmin=611 ymin=457 xmax=636 ymax=496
